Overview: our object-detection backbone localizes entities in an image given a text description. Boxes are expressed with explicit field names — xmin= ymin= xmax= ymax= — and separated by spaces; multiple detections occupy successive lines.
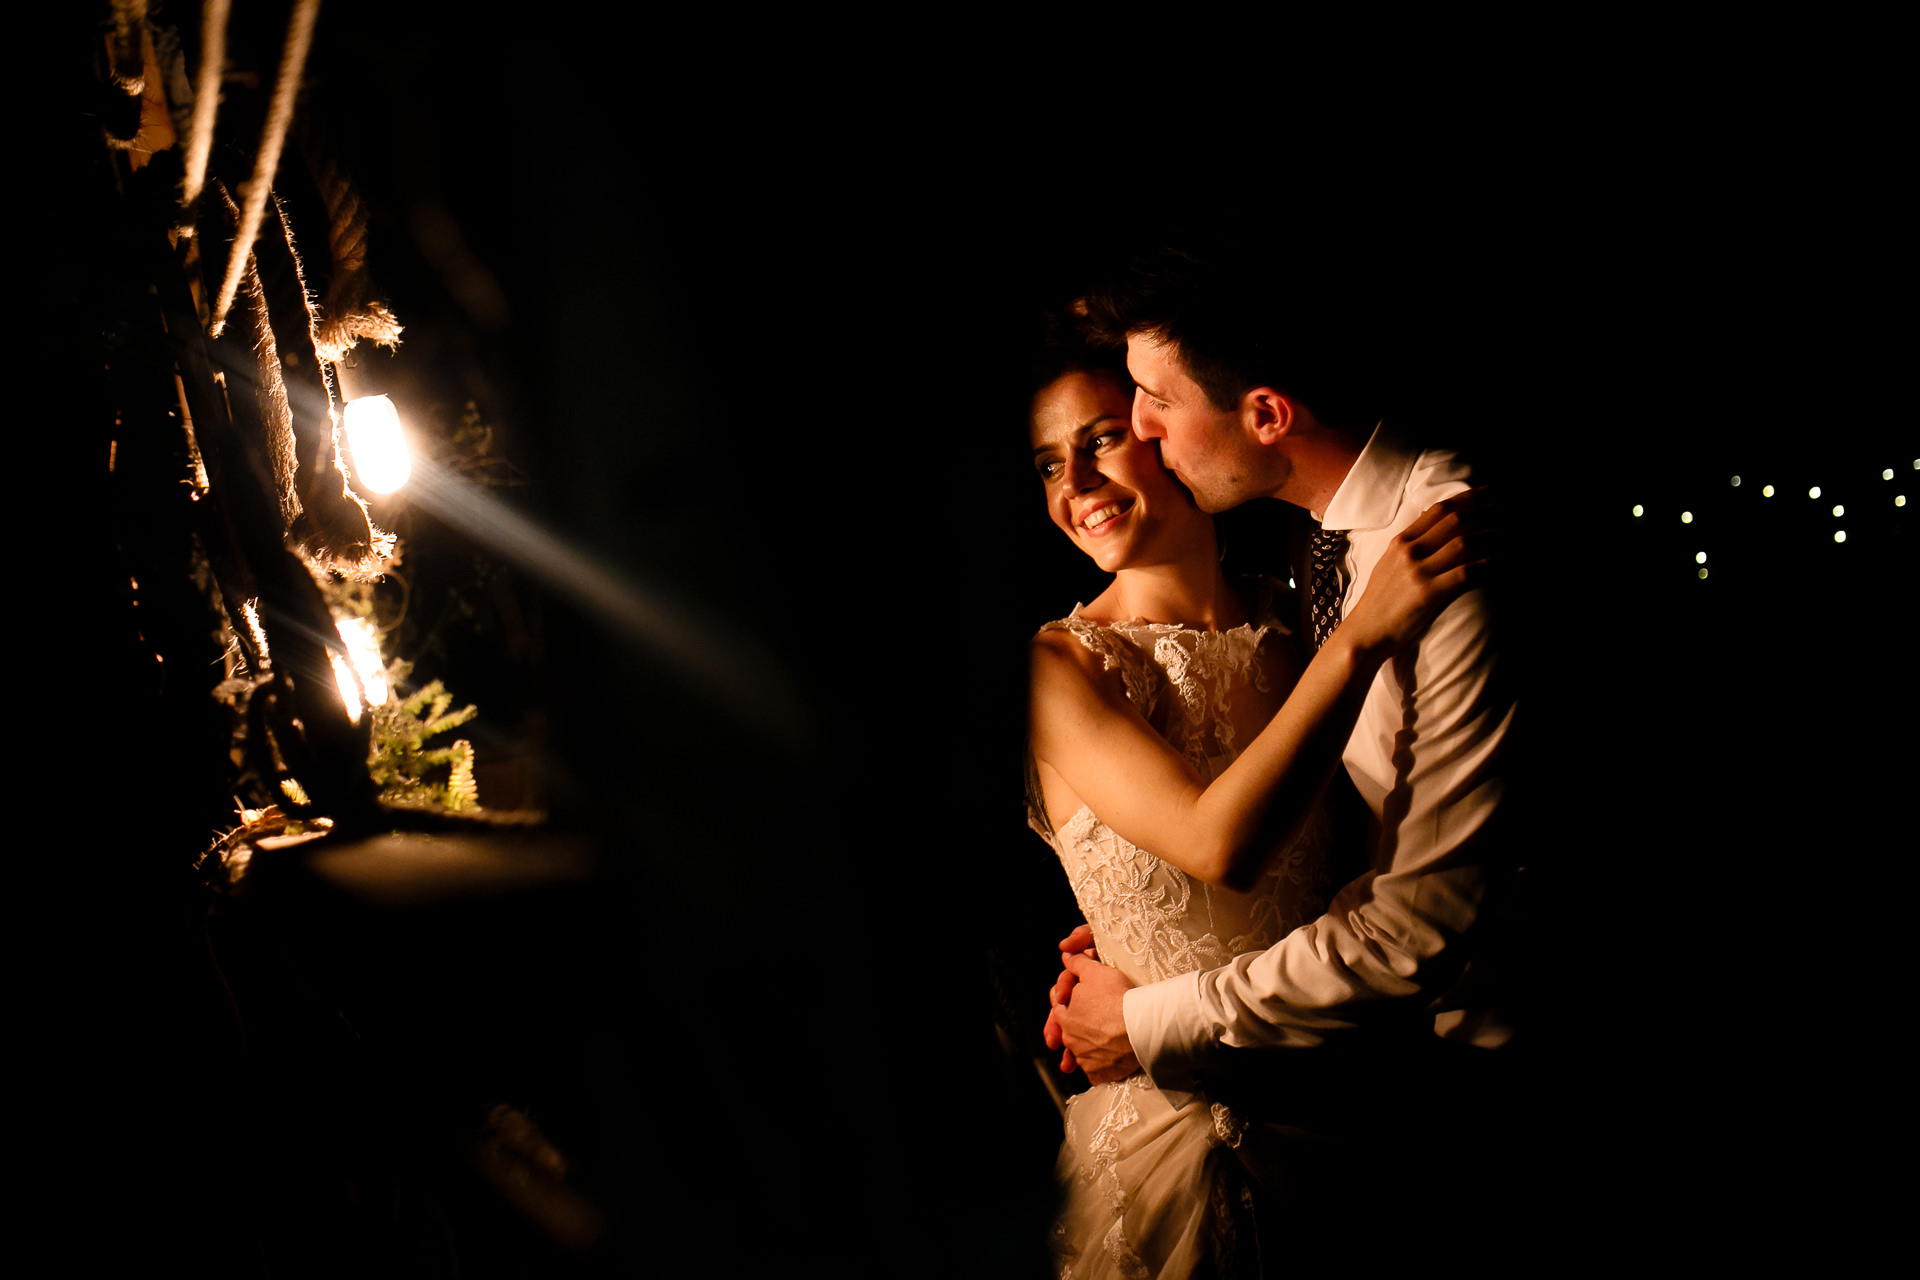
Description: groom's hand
xmin=1056 ymin=952 xmax=1140 ymax=1085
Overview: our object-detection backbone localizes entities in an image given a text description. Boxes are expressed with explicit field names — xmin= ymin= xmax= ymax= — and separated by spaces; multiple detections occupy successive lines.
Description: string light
xmin=333 ymin=353 xmax=412 ymax=494
xmin=1898 ymin=496 xmax=1907 ymax=508
xmin=1695 ymin=552 xmax=1707 ymax=564
xmin=1697 ymin=568 xmax=1709 ymax=579
xmin=1885 ymin=469 xmax=1896 ymax=480
xmin=342 ymin=394 xmax=411 ymax=493
xmin=1632 ymin=504 xmax=1644 ymax=517
xmin=1832 ymin=504 xmax=1844 ymax=517
xmin=328 ymin=614 xmax=390 ymax=724
xmin=1762 ymin=485 xmax=1775 ymax=497
xmin=1681 ymin=511 xmax=1694 ymax=523
xmin=1834 ymin=530 xmax=1847 ymax=543
xmin=1730 ymin=475 xmax=1741 ymax=486
xmin=1809 ymin=486 xmax=1822 ymax=499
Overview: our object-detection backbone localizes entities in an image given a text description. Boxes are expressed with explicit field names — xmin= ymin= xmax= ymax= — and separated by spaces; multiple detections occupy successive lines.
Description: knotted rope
xmin=300 ymin=119 xmax=403 ymax=361
xmin=207 ymin=0 xmax=322 ymax=338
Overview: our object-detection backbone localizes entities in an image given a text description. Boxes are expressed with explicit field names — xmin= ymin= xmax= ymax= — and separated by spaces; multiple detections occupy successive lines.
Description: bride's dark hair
xmin=1027 ymin=302 xmax=1131 ymax=404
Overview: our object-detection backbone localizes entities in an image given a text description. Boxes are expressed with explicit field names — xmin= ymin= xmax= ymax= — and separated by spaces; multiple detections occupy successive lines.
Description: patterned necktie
xmin=1307 ymin=524 xmax=1348 ymax=652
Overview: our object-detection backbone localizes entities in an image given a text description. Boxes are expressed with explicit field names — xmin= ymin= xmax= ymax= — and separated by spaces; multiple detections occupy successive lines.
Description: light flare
xmin=404 ymin=458 xmax=802 ymax=741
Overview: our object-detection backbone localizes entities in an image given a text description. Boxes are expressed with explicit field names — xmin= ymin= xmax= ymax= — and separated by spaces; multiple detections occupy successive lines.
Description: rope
xmin=300 ymin=120 xmax=403 ymax=360
xmin=215 ymin=181 xmax=303 ymax=532
xmin=178 ymin=0 xmax=231 ymax=219
xmin=207 ymin=0 xmax=322 ymax=338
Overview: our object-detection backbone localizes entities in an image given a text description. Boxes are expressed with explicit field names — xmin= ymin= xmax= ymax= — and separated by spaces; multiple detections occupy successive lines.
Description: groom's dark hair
xmin=1083 ymin=239 xmax=1379 ymax=430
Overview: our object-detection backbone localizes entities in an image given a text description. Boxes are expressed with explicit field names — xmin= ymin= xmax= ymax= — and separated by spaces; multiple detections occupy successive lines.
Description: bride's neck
xmin=1097 ymin=558 xmax=1246 ymax=631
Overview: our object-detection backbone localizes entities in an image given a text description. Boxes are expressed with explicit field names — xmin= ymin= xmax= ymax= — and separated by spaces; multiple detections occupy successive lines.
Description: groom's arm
xmin=1122 ymin=583 xmax=1516 ymax=1094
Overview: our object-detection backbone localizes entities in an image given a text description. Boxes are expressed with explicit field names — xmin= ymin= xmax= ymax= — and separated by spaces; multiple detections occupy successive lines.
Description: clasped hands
xmin=1041 ymin=924 xmax=1142 ymax=1085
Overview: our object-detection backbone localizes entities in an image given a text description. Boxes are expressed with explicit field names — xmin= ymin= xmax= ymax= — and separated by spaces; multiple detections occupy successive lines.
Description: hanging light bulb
xmin=343 ymin=394 xmax=412 ymax=492
xmin=333 ymin=351 xmax=412 ymax=493
xmin=327 ymin=614 xmax=390 ymax=723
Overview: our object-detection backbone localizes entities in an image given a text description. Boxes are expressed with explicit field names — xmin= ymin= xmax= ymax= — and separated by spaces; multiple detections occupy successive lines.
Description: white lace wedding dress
xmin=1028 ymin=596 xmax=1335 ymax=1280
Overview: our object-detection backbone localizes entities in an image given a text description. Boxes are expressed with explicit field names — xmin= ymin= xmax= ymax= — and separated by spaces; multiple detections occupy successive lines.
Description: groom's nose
xmin=1132 ymin=388 xmax=1165 ymax=441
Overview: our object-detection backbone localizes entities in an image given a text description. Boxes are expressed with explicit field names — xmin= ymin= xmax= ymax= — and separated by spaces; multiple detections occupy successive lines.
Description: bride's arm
xmin=1030 ymin=493 xmax=1483 ymax=893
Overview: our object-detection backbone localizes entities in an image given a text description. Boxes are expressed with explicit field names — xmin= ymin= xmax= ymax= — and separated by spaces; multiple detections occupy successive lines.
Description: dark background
xmin=53 ymin=4 xmax=1908 ymax=1273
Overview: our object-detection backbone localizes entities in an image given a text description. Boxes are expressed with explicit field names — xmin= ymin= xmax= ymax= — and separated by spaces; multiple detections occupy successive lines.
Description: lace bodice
xmin=1027 ymin=596 xmax=1335 ymax=989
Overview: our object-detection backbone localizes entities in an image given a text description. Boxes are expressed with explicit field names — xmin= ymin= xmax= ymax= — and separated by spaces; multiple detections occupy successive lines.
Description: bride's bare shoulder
xmin=1029 ymin=618 xmax=1135 ymax=701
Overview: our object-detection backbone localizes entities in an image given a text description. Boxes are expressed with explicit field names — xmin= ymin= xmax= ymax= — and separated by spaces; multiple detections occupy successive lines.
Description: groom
xmin=1045 ymin=244 xmax=1524 ymax=1165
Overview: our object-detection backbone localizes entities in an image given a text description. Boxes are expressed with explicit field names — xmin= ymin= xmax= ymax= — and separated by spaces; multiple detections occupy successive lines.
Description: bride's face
xmin=1029 ymin=371 xmax=1214 ymax=574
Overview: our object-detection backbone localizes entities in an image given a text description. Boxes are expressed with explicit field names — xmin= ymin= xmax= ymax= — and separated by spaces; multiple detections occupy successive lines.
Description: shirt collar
xmin=1315 ymin=422 xmax=1418 ymax=533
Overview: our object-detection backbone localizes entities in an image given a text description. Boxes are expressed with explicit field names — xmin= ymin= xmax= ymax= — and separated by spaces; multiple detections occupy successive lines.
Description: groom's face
xmin=1126 ymin=335 xmax=1260 ymax=514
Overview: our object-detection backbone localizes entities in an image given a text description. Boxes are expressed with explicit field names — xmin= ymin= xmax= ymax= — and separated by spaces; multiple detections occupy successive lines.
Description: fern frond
xmin=445 ymin=740 xmax=477 ymax=811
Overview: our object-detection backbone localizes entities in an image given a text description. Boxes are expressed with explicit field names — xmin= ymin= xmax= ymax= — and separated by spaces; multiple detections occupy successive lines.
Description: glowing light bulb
xmin=328 ymin=650 xmax=362 ymax=724
xmin=1681 ymin=511 xmax=1693 ymax=524
xmin=1898 ymin=496 xmax=1907 ymax=507
xmin=1697 ymin=568 xmax=1709 ymax=579
xmin=337 ymin=615 xmax=389 ymax=705
xmin=1834 ymin=530 xmax=1847 ymax=543
xmin=1762 ymin=485 xmax=1775 ymax=497
xmin=328 ymin=615 xmax=390 ymax=723
xmin=1730 ymin=475 xmax=1741 ymax=486
xmin=1695 ymin=551 xmax=1707 ymax=564
xmin=1832 ymin=505 xmax=1844 ymax=517
xmin=1885 ymin=469 xmax=1896 ymax=480
xmin=1809 ymin=486 xmax=1821 ymax=499
xmin=1632 ymin=504 xmax=1644 ymax=517
xmin=343 ymin=395 xmax=412 ymax=493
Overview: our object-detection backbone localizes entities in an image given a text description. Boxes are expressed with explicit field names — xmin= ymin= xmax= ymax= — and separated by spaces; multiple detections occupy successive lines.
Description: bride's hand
xmin=1058 ymin=924 xmax=1098 ymax=965
xmin=1044 ymin=926 xmax=1100 ymax=1072
xmin=1334 ymin=486 xmax=1491 ymax=659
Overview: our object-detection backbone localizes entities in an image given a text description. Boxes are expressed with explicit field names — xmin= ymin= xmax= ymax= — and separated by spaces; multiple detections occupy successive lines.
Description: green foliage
xmin=367 ymin=659 xmax=482 ymax=811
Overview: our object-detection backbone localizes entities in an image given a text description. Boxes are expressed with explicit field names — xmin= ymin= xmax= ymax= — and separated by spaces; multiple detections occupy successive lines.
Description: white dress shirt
xmin=1123 ymin=424 xmax=1519 ymax=1096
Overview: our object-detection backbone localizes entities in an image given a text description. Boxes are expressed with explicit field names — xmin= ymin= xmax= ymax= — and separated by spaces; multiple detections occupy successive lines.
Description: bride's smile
xmin=1077 ymin=497 xmax=1132 ymax=534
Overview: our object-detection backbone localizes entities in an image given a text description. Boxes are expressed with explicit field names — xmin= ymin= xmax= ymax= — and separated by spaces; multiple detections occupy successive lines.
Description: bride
xmin=1023 ymin=343 xmax=1479 ymax=1278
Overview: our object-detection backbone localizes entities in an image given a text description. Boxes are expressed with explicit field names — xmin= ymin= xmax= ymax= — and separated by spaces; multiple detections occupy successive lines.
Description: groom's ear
xmin=1241 ymin=387 xmax=1297 ymax=446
